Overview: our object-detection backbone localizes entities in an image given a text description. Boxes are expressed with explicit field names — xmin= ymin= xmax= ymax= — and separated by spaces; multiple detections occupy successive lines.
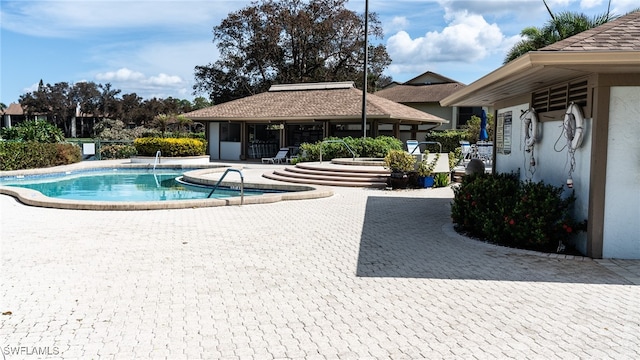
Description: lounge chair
xmin=262 ymin=148 xmax=289 ymax=164
xmin=460 ymin=141 xmax=472 ymax=163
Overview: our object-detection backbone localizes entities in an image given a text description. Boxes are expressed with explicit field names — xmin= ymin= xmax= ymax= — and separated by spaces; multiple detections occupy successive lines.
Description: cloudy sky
xmin=1 ymin=0 xmax=637 ymax=104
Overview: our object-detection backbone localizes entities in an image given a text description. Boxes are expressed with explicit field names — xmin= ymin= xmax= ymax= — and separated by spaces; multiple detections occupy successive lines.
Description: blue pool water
xmin=0 ymin=169 xmax=268 ymax=202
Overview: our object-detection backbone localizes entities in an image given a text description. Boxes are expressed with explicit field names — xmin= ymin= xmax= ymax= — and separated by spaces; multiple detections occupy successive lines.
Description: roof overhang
xmin=190 ymin=114 xmax=446 ymax=125
xmin=441 ymin=51 xmax=640 ymax=107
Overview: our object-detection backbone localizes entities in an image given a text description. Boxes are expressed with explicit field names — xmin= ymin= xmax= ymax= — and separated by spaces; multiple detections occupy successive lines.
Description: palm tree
xmin=504 ymin=0 xmax=615 ymax=63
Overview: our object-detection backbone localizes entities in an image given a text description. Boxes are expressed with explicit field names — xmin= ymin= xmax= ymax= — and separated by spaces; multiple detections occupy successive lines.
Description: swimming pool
xmin=0 ymin=163 xmax=333 ymax=210
xmin=0 ymin=168 xmax=274 ymax=202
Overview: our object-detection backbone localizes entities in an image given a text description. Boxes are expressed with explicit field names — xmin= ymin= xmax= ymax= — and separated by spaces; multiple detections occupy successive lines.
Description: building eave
xmin=441 ymin=51 xmax=640 ymax=107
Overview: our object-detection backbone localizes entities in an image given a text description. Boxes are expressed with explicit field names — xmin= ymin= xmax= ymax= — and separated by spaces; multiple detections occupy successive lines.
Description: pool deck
xmin=1 ymin=160 xmax=639 ymax=359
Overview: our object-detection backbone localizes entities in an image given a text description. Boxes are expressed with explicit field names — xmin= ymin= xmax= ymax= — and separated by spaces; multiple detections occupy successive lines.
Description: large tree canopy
xmin=193 ymin=0 xmax=392 ymax=104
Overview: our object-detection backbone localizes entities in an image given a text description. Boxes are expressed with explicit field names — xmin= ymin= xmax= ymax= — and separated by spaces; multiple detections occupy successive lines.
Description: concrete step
xmin=273 ymin=169 xmax=387 ymax=184
xmin=295 ymin=162 xmax=390 ymax=175
xmin=284 ymin=166 xmax=389 ymax=180
xmin=261 ymin=161 xmax=390 ymax=188
xmin=263 ymin=171 xmax=387 ymax=188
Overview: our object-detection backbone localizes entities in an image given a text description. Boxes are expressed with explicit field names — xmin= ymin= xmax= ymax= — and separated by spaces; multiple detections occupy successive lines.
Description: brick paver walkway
xmin=1 ymin=184 xmax=639 ymax=359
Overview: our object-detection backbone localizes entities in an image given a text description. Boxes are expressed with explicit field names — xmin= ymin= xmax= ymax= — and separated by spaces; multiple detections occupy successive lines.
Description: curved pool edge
xmin=0 ymin=162 xmax=334 ymax=211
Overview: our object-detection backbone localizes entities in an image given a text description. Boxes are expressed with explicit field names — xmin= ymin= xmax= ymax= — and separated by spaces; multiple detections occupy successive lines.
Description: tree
xmin=193 ymin=0 xmax=391 ymax=104
xmin=504 ymin=0 xmax=616 ymax=63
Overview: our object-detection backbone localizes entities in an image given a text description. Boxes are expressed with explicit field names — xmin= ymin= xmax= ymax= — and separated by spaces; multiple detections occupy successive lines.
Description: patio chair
xmin=262 ymin=148 xmax=289 ymax=164
xmin=477 ymin=141 xmax=493 ymax=164
xmin=460 ymin=141 xmax=472 ymax=162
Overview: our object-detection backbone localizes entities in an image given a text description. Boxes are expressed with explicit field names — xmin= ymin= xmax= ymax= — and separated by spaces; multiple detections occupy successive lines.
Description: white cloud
xmin=581 ymin=0 xmax=603 ymax=9
xmin=387 ymin=16 xmax=409 ymax=33
xmin=95 ymin=68 xmax=145 ymax=82
xmin=387 ymin=10 xmax=519 ymax=67
xmin=146 ymin=74 xmax=183 ymax=86
xmin=92 ymin=67 xmax=187 ymax=99
xmin=0 ymin=1 xmax=237 ymax=38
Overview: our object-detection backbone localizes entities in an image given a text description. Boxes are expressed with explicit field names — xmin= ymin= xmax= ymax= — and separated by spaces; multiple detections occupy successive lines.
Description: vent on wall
xmin=531 ymin=79 xmax=588 ymax=113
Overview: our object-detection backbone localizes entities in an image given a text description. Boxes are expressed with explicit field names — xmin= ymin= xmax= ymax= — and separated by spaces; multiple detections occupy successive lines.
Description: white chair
xmin=262 ymin=148 xmax=289 ymax=164
xmin=460 ymin=141 xmax=472 ymax=162
xmin=477 ymin=141 xmax=493 ymax=164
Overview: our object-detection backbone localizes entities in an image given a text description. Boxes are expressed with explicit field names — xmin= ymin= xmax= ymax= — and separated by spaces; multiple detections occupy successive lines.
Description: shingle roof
xmin=3 ymin=103 xmax=24 ymax=116
xmin=541 ymin=11 xmax=640 ymax=51
xmin=185 ymin=83 xmax=446 ymax=124
xmin=374 ymin=83 xmax=466 ymax=103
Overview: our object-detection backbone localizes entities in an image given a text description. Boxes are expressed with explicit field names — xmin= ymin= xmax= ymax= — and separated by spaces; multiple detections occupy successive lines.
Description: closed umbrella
xmin=479 ymin=109 xmax=488 ymax=141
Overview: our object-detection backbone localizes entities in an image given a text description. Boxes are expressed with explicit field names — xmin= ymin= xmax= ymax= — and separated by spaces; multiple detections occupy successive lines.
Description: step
xmin=273 ymin=169 xmax=387 ymax=184
xmin=284 ymin=166 xmax=389 ymax=180
xmin=263 ymin=171 xmax=387 ymax=188
xmin=295 ymin=162 xmax=390 ymax=175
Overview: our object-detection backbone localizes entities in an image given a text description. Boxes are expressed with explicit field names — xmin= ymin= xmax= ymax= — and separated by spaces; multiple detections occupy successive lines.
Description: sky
xmin=1 ymin=0 xmax=637 ymax=105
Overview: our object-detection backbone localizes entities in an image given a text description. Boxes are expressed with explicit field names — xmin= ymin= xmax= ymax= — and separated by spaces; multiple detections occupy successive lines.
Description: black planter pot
xmin=388 ymin=172 xmax=409 ymax=189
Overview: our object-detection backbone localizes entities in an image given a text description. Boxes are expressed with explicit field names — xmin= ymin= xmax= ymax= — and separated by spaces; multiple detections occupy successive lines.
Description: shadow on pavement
xmin=356 ymin=196 xmax=631 ymax=285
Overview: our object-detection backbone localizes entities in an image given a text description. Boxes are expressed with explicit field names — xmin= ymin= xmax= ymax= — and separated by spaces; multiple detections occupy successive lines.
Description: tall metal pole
xmin=361 ymin=0 xmax=369 ymax=138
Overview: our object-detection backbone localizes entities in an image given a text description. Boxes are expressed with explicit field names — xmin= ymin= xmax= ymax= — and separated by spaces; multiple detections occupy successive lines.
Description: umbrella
xmin=479 ymin=109 xmax=489 ymax=141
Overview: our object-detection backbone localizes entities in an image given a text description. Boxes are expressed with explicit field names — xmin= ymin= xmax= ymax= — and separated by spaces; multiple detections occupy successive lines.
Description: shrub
xmin=134 ymin=137 xmax=206 ymax=157
xmin=451 ymin=173 xmax=587 ymax=252
xmin=425 ymin=130 xmax=467 ymax=153
xmin=100 ymin=144 xmax=138 ymax=159
xmin=0 ymin=120 xmax=65 ymax=143
xmin=298 ymin=136 xmax=402 ymax=162
xmin=94 ymin=119 xmax=149 ymax=141
xmin=383 ymin=149 xmax=415 ymax=173
xmin=0 ymin=142 xmax=81 ymax=170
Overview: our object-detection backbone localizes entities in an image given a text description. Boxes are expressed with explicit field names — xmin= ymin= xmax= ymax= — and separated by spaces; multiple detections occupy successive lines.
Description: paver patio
xmin=1 ymin=175 xmax=639 ymax=359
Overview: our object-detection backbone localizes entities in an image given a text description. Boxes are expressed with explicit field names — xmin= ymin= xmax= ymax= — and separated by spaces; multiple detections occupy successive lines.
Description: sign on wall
xmin=496 ymin=111 xmax=512 ymax=155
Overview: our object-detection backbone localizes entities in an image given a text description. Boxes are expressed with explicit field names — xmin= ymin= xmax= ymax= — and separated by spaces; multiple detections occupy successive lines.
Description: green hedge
xmin=0 ymin=142 xmax=81 ymax=170
xmin=100 ymin=144 xmax=138 ymax=159
xmin=425 ymin=130 xmax=467 ymax=153
xmin=134 ymin=137 xmax=207 ymax=157
xmin=298 ymin=136 xmax=402 ymax=161
xmin=451 ymin=173 xmax=587 ymax=252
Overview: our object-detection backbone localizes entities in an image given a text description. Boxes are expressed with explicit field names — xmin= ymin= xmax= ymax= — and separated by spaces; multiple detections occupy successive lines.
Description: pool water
xmin=0 ymin=169 xmax=263 ymax=202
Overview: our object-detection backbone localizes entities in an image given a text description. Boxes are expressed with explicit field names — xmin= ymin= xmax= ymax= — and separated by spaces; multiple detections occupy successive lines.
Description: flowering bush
xmin=451 ymin=173 xmax=587 ymax=252
xmin=134 ymin=137 xmax=206 ymax=157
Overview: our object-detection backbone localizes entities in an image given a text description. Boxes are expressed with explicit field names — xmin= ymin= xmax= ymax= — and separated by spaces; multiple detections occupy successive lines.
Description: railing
xmin=410 ymin=141 xmax=442 ymax=155
xmin=319 ymin=139 xmax=356 ymax=163
xmin=207 ymin=168 xmax=244 ymax=205
xmin=153 ymin=150 xmax=161 ymax=171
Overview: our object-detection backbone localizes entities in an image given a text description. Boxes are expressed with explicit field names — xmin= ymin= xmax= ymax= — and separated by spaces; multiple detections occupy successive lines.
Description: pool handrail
xmin=410 ymin=141 xmax=442 ymax=155
xmin=153 ymin=150 xmax=161 ymax=171
xmin=207 ymin=168 xmax=244 ymax=205
xmin=319 ymin=139 xmax=356 ymax=164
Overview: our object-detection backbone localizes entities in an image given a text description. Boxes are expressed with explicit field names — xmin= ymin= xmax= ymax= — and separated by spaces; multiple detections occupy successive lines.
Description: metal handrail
xmin=319 ymin=139 xmax=356 ymax=163
xmin=410 ymin=141 xmax=442 ymax=155
xmin=207 ymin=168 xmax=244 ymax=205
xmin=153 ymin=150 xmax=161 ymax=171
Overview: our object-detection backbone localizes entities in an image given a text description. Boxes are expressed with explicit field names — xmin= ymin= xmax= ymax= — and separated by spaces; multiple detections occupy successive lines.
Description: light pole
xmin=361 ymin=0 xmax=369 ymax=138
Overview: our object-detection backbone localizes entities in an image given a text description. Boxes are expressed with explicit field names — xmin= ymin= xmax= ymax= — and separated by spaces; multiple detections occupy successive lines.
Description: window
xmin=220 ymin=123 xmax=241 ymax=142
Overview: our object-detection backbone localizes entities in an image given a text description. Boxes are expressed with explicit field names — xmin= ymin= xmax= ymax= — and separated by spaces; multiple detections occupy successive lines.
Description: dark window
xmin=220 ymin=123 xmax=241 ymax=142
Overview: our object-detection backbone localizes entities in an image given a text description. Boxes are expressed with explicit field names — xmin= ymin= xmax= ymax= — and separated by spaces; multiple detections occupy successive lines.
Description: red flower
xmin=566 ymin=226 xmax=573 ymax=233
xmin=509 ymin=219 xmax=515 ymax=225
xmin=472 ymin=201 xmax=477 ymax=207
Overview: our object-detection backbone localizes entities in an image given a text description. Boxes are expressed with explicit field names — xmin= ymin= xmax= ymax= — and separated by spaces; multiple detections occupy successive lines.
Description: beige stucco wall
xmin=602 ymin=86 xmax=640 ymax=259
